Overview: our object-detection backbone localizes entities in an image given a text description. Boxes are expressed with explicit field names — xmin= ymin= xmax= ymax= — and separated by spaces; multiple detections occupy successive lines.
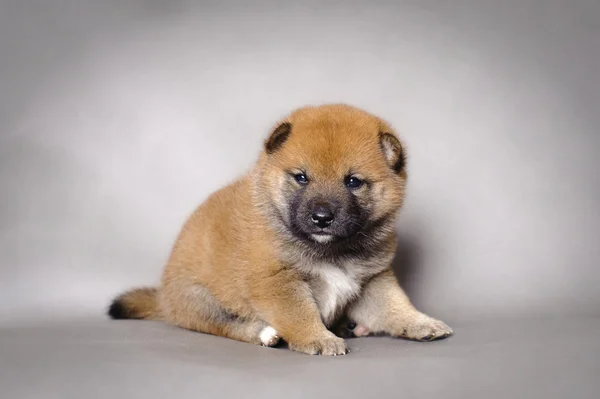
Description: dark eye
xmin=294 ymin=173 xmax=309 ymax=185
xmin=345 ymin=176 xmax=364 ymax=189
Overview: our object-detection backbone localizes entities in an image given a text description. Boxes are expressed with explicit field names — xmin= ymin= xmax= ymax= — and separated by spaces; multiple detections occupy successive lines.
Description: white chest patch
xmin=309 ymin=263 xmax=362 ymax=326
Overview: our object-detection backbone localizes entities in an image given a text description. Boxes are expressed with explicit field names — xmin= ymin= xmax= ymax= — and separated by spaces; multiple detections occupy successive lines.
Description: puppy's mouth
xmin=286 ymin=211 xmax=365 ymax=246
xmin=291 ymin=219 xmax=364 ymax=246
xmin=310 ymin=233 xmax=335 ymax=244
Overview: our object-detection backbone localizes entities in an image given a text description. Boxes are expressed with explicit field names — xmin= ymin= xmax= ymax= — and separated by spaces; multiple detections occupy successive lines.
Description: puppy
xmin=108 ymin=104 xmax=453 ymax=355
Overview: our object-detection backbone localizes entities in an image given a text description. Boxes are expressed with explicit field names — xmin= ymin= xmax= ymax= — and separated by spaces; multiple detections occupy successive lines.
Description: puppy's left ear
xmin=265 ymin=122 xmax=292 ymax=154
xmin=379 ymin=132 xmax=406 ymax=173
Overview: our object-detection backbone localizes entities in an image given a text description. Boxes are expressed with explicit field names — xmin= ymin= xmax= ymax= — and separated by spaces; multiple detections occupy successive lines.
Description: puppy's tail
xmin=108 ymin=287 xmax=161 ymax=320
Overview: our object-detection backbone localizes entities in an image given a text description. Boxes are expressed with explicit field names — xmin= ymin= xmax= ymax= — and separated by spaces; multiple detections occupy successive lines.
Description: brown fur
xmin=108 ymin=104 xmax=452 ymax=355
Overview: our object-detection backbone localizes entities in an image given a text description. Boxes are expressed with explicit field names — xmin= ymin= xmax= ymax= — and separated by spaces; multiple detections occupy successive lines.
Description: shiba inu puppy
xmin=108 ymin=104 xmax=453 ymax=355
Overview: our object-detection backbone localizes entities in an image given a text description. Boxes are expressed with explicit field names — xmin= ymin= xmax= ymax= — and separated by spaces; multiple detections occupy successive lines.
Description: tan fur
xmin=109 ymin=104 xmax=452 ymax=355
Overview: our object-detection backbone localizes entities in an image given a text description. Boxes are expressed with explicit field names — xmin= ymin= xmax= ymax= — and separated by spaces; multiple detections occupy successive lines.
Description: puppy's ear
xmin=379 ymin=132 xmax=406 ymax=173
xmin=265 ymin=122 xmax=292 ymax=154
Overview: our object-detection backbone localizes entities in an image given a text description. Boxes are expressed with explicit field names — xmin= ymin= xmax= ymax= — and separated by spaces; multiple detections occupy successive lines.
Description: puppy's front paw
xmin=398 ymin=315 xmax=453 ymax=342
xmin=259 ymin=326 xmax=281 ymax=347
xmin=289 ymin=333 xmax=348 ymax=356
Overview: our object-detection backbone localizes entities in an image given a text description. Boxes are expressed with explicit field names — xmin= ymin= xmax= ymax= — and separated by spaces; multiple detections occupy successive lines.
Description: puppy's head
xmin=258 ymin=104 xmax=407 ymax=251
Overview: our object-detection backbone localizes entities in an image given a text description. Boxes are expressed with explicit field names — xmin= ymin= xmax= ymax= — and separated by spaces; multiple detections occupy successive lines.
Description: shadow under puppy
xmin=108 ymin=104 xmax=453 ymax=355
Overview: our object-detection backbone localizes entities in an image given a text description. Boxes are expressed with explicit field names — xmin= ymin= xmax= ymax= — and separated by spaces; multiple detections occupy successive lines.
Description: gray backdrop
xmin=1 ymin=0 xmax=599 ymax=327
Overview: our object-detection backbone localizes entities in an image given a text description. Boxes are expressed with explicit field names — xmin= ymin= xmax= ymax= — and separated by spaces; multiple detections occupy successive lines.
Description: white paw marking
xmin=259 ymin=326 xmax=280 ymax=347
xmin=311 ymin=234 xmax=334 ymax=243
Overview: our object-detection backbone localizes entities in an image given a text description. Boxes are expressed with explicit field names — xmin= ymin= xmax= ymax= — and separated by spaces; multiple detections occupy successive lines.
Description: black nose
xmin=311 ymin=205 xmax=335 ymax=228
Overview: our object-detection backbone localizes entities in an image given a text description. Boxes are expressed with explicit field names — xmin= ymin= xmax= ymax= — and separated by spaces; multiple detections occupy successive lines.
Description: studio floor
xmin=1 ymin=315 xmax=598 ymax=398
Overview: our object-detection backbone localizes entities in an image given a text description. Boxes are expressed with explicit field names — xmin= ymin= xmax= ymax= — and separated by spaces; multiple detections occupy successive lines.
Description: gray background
xmin=2 ymin=1 xmax=600 ymax=398
xmin=1 ymin=0 xmax=598 ymax=324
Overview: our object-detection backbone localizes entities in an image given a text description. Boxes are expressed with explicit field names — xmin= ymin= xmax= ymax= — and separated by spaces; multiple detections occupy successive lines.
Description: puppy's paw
xmin=353 ymin=324 xmax=370 ymax=337
xmin=259 ymin=326 xmax=281 ymax=347
xmin=332 ymin=318 xmax=369 ymax=338
xmin=332 ymin=318 xmax=350 ymax=338
xmin=289 ymin=333 xmax=348 ymax=356
xmin=398 ymin=315 xmax=453 ymax=342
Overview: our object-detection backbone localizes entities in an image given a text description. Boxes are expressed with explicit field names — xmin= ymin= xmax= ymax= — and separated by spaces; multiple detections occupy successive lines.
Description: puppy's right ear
xmin=265 ymin=122 xmax=292 ymax=154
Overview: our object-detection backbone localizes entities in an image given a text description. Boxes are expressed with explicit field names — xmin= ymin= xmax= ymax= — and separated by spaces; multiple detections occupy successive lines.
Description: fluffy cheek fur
xmin=352 ymin=177 xmax=406 ymax=224
xmin=258 ymin=165 xmax=297 ymax=226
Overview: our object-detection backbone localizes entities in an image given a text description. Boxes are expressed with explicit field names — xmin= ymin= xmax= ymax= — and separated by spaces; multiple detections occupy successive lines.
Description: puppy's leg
xmin=346 ymin=269 xmax=453 ymax=341
xmin=249 ymin=268 xmax=348 ymax=356
xmin=160 ymin=282 xmax=280 ymax=347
